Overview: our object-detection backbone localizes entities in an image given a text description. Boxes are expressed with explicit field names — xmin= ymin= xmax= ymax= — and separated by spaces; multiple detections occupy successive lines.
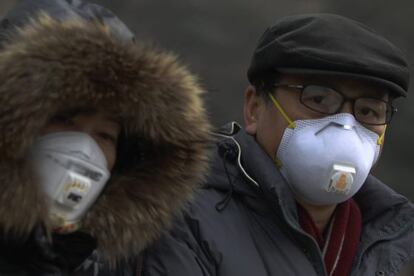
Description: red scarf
xmin=297 ymin=199 xmax=362 ymax=276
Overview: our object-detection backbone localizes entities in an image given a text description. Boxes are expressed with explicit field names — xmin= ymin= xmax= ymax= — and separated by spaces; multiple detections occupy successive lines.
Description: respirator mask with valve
xmin=268 ymin=92 xmax=385 ymax=205
xmin=30 ymin=132 xmax=110 ymax=233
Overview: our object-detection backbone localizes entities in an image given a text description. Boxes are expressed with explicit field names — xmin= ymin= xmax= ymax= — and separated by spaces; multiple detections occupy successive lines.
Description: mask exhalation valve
xmin=57 ymin=172 xmax=91 ymax=209
xmin=327 ymin=164 xmax=356 ymax=194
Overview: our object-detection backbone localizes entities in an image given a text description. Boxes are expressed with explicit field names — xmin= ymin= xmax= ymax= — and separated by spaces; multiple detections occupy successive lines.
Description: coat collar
xmin=216 ymin=122 xmax=300 ymax=230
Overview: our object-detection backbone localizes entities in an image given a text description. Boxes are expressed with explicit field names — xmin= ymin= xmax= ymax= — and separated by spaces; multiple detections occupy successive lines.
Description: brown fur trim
xmin=0 ymin=15 xmax=211 ymax=265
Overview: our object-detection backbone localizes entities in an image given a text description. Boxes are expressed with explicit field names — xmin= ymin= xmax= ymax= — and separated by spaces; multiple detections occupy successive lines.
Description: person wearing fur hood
xmin=0 ymin=0 xmax=211 ymax=275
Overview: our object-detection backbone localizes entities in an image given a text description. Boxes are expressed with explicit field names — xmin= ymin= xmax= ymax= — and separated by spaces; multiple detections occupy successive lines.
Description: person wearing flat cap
xmin=0 ymin=0 xmax=211 ymax=275
xmin=144 ymin=14 xmax=414 ymax=276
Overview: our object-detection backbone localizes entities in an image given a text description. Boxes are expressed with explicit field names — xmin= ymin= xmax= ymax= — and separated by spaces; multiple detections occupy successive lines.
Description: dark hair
xmin=250 ymin=70 xmax=280 ymax=102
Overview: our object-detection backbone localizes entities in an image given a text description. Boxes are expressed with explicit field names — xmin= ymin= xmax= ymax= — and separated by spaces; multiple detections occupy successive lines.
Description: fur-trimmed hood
xmin=0 ymin=16 xmax=211 ymax=264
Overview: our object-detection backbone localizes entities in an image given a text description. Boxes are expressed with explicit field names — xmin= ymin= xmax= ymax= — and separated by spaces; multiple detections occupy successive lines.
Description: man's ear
xmin=244 ymin=85 xmax=261 ymax=135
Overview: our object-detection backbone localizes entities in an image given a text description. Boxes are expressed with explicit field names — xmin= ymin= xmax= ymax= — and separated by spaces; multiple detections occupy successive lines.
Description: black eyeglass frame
xmin=271 ymin=84 xmax=397 ymax=126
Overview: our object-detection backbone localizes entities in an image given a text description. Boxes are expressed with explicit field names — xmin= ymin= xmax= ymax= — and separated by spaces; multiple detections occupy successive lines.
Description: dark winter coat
xmin=0 ymin=13 xmax=211 ymax=276
xmin=144 ymin=122 xmax=414 ymax=276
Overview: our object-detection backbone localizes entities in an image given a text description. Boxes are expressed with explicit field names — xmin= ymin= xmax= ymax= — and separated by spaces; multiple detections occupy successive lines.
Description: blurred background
xmin=0 ymin=0 xmax=413 ymax=274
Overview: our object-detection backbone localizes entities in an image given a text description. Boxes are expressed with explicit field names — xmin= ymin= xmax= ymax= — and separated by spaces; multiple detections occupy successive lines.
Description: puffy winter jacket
xmin=144 ymin=122 xmax=414 ymax=276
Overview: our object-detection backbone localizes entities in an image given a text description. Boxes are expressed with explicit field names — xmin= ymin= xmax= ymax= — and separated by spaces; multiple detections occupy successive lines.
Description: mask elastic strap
xmin=377 ymin=125 xmax=387 ymax=145
xmin=268 ymin=93 xmax=296 ymax=168
xmin=268 ymin=93 xmax=296 ymax=129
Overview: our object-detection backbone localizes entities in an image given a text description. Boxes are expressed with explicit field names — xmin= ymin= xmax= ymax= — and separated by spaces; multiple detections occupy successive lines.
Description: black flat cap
xmin=247 ymin=14 xmax=409 ymax=97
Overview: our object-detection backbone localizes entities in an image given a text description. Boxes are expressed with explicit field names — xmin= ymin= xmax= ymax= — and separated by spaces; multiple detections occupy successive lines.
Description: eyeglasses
xmin=272 ymin=84 xmax=397 ymax=125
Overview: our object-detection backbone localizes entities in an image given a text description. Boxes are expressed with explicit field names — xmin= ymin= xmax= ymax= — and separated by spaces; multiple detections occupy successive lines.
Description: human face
xmin=244 ymin=74 xmax=390 ymax=158
xmin=42 ymin=110 xmax=121 ymax=171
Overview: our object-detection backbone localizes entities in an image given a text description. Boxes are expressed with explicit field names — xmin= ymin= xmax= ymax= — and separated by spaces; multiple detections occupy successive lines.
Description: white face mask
xmin=268 ymin=94 xmax=384 ymax=206
xmin=30 ymin=132 xmax=110 ymax=233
